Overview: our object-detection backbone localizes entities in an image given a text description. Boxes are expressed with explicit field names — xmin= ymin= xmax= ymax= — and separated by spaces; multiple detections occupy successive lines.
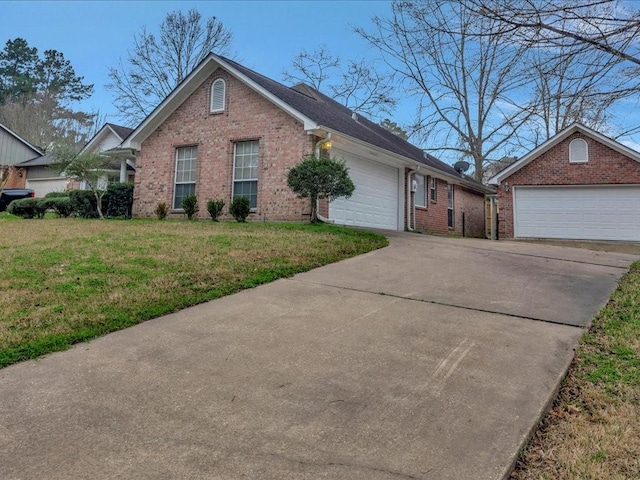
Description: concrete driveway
xmin=0 ymin=234 xmax=636 ymax=480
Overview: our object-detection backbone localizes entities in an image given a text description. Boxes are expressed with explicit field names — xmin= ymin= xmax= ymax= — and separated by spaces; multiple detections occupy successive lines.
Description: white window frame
xmin=415 ymin=173 xmax=426 ymax=207
xmin=569 ymin=138 xmax=588 ymax=163
xmin=173 ymin=146 xmax=197 ymax=210
xmin=429 ymin=176 xmax=437 ymax=202
xmin=232 ymin=140 xmax=259 ymax=210
xmin=210 ymin=78 xmax=226 ymax=113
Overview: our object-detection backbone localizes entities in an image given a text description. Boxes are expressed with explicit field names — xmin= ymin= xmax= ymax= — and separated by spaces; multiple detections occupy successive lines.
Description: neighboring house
xmin=16 ymin=123 xmax=135 ymax=197
xmin=488 ymin=123 xmax=640 ymax=241
xmin=74 ymin=123 xmax=135 ymax=190
xmin=118 ymin=53 xmax=491 ymax=233
xmin=0 ymin=122 xmax=42 ymax=189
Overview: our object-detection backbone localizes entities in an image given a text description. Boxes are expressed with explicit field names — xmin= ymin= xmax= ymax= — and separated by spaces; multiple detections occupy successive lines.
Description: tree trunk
xmin=95 ymin=191 xmax=105 ymax=219
xmin=310 ymin=195 xmax=318 ymax=223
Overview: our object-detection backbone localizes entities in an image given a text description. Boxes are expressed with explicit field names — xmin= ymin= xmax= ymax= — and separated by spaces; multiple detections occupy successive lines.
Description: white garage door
xmin=514 ymin=186 xmax=640 ymax=241
xmin=26 ymin=178 xmax=68 ymax=198
xmin=329 ymin=154 xmax=399 ymax=230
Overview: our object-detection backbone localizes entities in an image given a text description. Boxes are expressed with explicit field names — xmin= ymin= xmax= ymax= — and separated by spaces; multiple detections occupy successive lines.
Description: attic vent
xmin=210 ymin=78 xmax=226 ymax=112
xmin=352 ymin=112 xmax=358 ymax=122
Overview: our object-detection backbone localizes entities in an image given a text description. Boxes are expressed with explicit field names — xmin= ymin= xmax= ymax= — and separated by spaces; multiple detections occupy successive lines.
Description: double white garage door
xmin=329 ymin=153 xmax=399 ymax=230
xmin=514 ymin=186 xmax=640 ymax=241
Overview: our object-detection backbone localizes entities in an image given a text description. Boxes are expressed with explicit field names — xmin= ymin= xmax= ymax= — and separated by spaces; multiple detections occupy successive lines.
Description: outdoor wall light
xmin=502 ymin=182 xmax=509 ymax=192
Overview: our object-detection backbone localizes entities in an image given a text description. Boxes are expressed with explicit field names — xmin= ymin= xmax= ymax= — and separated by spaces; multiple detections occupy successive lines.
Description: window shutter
xmin=211 ymin=79 xmax=225 ymax=112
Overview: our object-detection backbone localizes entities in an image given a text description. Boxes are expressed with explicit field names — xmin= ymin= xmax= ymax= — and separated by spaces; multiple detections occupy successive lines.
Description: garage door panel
xmin=329 ymin=154 xmax=398 ymax=230
xmin=514 ymin=186 xmax=640 ymax=241
xmin=26 ymin=179 xmax=67 ymax=198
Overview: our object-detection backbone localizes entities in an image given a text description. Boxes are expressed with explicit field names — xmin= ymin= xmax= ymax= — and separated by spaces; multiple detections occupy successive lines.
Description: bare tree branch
xmin=107 ymin=8 xmax=232 ymax=126
xmin=283 ymin=46 xmax=397 ymax=121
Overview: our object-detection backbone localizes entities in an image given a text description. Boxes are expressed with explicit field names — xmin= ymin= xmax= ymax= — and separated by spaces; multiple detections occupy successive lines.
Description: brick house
xmin=118 ymin=54 xmax=491 ymax=234
xmin=488 ymin=123 xmax=640 ymax=241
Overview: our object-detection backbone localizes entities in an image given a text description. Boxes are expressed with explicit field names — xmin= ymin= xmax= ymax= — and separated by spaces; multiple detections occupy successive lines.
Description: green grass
xmin=510 ymin=261 xmax=640 ymax=479
xmin=0 ymin=218 xmax=387 ymax=368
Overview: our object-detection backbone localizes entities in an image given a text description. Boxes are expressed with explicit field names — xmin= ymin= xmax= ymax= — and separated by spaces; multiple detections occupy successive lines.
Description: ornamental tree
xmin=287 ymin=155 xmax=355 ymax=223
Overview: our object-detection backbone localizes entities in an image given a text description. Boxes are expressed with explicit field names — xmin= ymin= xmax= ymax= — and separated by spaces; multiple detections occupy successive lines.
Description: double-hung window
xmin=174 ymin=146 xmax=197 ymax=209
xmin=233 ymin=141 xmax=259 ymax=209
xmin=429 ymin=176 xmax=437 ymax=202
xmin=447 ymin=184 xmax=454 ymax=228
xmin=415 ymin=174 xmax=426 ymax=207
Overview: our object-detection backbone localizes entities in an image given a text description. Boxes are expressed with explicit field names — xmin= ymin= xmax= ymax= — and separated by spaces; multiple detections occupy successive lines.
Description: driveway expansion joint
xmin=289 ymin=278 xmax=588 ymax=330
xmin=404 ymin=239 xmax=634 ymax=269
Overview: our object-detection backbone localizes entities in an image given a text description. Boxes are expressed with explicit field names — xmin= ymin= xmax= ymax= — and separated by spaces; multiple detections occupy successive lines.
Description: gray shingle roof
xmin=107 ymin=123 xmax=134 ymax=141
xmin=219 ymin=56 xmax=478 ymax=183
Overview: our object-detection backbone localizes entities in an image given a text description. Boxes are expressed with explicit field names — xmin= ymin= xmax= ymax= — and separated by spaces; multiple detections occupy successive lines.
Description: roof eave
xmin=0 ymin=122 xmax=43 ymax=156
xmin=320 ymin=126 xmax=492 ymax=194
xmin=488 ymin=123 xmax=640 ymax=184
xmin=121 ymin=53 xmax=318 ymax=151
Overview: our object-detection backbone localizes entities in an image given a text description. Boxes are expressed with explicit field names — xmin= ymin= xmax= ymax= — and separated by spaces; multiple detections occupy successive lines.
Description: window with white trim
xmin=415 ymin=174 xmax=426 ymax=207
xmin=429 ymin=176 xmax=437 ymax=202
xmin=233 ymin=140 xmax=259 ymax=209
xmin=569 ymin=138 xmax=588 ymax=163
xmin=174 ymin=146 xmax=197 ymax=209
xmin=210 ymin=78 xmax=226 ymax=112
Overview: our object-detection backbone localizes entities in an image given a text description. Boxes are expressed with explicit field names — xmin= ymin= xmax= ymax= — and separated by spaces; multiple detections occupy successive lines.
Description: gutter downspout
xmin=406 ymin=169 xmax=415 ymax=231
xmin=314 ymin=133 xmax=334 ymax=224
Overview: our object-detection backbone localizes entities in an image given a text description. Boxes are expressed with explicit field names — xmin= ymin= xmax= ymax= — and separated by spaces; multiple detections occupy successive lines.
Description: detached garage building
xmin=488 ymin=123 xmax=640 ymax=241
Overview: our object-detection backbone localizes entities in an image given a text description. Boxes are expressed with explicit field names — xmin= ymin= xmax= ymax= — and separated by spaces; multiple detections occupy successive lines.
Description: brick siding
xmin=133 ymin=69 xmax=314 ymax=220
xmin=3 ymin=167 xmax=26 ymax=189
xmin=406 ymin=169 xmax=485 ymax=237
xmin=497 ymin=132 xmax=640 ymax=238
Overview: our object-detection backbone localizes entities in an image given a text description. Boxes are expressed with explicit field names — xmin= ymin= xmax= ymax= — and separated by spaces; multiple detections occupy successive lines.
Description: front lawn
xmin=510 ymin=262 xmax=640 ymax=479
xmin=0 ymin=218 xmax=387 ymax=368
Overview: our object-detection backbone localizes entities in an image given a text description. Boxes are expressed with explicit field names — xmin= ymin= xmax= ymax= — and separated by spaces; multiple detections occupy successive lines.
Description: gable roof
xmin=220 ymin=56 xmax=469 ymax=180
xmin=82 ymin=122 xmax=135 ymax=154
xmin=121 ymin=53 xmax=489 ymax=192
xmin=0 ymin=122 xmax=43 ymax=157
xmin=107 ymin=123 xmax=134 ymax=141
xmin=488 ymin=123 xmax=640 ymax=185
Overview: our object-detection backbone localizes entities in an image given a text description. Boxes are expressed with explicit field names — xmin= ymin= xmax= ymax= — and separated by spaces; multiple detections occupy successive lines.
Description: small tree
xmin=52 ymin=146 xmax=112 ymax=219
xmin=287 ymin=155 xmax=355 ymax=223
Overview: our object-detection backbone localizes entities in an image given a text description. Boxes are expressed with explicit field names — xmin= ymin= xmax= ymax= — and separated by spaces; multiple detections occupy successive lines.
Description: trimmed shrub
xmin=206 ymin=199 xmax=225 ymax=221
xmin=229 ymin=196 xmax=251 ymax=222
xmin=7 ymin=198 xmax=47 ymax=219
xmin=44 ymin=191 xmax=69 ymax=198
xmin=182 ymin=194 xmax=199 ymax=220
xmin=155 ymin=202 xmax=168 ymax=220
xmin=103 ymin=182 xmax=134 ymax=218
xmin=68 ymin=189 xmax=99 ymax=218
xmin=40 ymin=197 xmax=73 ymax=218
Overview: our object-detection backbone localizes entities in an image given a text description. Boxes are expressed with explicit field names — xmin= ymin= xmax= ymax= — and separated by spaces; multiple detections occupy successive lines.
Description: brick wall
xmin=453 ymin=186 xmax=485 ymax=238
xmin=133 ymin=69 xmax=314 ymax=220
xmin=407 ymin=169 xmax=485 ymax=237
xmin=497 ymin=132 xmax=640 ymax=238
xmin=3 ymin=167 xmax=26 ymax=189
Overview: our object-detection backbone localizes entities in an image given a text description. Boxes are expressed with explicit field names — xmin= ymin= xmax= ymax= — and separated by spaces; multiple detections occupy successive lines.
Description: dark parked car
xmin=0 ymin=188 xmax=35 ymax=212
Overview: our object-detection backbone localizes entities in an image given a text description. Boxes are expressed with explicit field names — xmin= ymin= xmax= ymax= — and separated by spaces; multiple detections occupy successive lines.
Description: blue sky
xmin=3 ymin=0 xmax=640 ymax=156
xmin=0 ymin=0 xmax=397 ymax=123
